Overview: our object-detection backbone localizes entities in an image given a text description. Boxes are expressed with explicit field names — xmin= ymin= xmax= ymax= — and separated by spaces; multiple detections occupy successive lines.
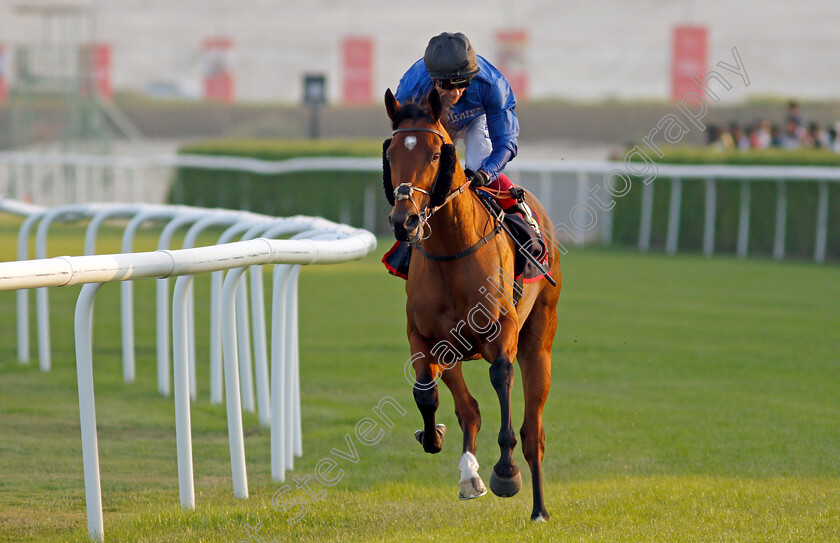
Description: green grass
xmin=0 ymin=218 xmax=838 ymax=542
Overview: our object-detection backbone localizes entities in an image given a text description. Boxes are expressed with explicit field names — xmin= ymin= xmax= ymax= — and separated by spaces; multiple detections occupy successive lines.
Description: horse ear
xmin=429 ymin=143 xmax=457 ymax=207
xmin=382 ymin=138 xmax=395 ymax=206
xmin=428 ymin=87 xmax=443 ymax=121
xmin=385 ymin=89 xmax=400 ymax=120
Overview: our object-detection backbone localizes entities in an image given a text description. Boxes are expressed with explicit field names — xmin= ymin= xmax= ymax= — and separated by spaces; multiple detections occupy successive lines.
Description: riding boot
xmin=505 ymin=202 xmax=541 ymax=235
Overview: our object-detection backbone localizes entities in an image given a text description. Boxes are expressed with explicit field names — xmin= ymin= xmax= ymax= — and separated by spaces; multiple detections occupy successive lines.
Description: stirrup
xmin=506 ymin=203 xmax=540 ymax=235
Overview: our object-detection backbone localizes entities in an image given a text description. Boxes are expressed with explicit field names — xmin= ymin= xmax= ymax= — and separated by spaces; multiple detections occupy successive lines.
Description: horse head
xmin=383 ymin=87 xmax=460 ymax=243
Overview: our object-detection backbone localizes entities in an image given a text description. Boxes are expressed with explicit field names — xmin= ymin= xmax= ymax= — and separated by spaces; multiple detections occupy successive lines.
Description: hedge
xmin=613 ymin=147 xmax=840 ymax=260
xmin=169 ymin=139 xmax=391 ymax=233
xmin=171 ymin=141 xmax=840 ymax=261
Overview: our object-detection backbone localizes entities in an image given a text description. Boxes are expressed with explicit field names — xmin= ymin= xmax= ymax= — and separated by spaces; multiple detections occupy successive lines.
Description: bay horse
xmin=382 ymin=87 xmax=561 ymax=521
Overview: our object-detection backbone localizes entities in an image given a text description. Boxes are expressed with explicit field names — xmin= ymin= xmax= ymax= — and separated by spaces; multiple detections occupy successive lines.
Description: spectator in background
xmin=718 ymin=124 xmax=735 ymax=149
xmin=694 ymin=103 xmax=840 ymax=153
xmin=746 ymin=120 xmax=772 ymax=150
xmin=804 ymin=121 xmax=828 ymax=149
xmin=769 ymin=124 xmax=784 ymax=148
xmin=746 ymin=124 xmax=762 ymax=150
xmin=756 ymin=120 xmax=772 ymax=149
xmin=705 ymin=124 xmax=723 ymax=148
xmin=782 ymin=118 xmax=804 ymax=149
xmin=786 ymin=100 xmax=804 ymax=128
xmin=830 ymin=123 xmax=840 ymax=152
xmin=729 ymin=122 xmax=750 ymax=151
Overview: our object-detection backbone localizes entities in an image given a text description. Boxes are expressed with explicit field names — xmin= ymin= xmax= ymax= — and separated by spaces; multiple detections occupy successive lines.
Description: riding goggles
xmin=434 ymin=76 xmax=471 ymax=90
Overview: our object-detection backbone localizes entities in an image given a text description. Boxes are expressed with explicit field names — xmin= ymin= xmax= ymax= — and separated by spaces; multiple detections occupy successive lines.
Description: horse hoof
xmin=459 ymin=476 xmax=488 ymax=500
xmin=489 ymin=468 xmax=522 ymax=497
xmin=531 ymin=510 xmax=550 ymax=522
xmin=413 ymin=424 xmax=446 ymax=453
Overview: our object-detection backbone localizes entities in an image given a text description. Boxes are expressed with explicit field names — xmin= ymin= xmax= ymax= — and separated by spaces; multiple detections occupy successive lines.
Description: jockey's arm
xmin=478 ymin=78 xmax=520 ymax=181
xmin=394 ymin=59 xmax=431 ymax=105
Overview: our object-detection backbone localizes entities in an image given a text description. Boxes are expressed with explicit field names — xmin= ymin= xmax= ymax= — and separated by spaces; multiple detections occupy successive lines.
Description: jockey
xmin=395 ymin=31 xmax=540 ymax=232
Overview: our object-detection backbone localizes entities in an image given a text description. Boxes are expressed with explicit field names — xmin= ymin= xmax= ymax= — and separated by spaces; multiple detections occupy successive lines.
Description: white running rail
xmin=0 ymin=200 xmax=377 ymax=542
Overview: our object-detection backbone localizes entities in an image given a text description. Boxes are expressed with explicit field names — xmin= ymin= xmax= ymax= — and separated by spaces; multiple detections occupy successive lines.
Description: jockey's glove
xmin=465 ymin=168 xmax=489 ymax=188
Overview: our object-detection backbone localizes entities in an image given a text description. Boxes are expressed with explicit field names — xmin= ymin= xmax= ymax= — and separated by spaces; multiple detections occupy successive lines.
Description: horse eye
xmin=432 ymin=153 xmax=441 ymax=161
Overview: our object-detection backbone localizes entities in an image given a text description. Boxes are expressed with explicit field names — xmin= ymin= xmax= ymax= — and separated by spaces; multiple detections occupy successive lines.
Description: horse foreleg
xmin=488 ymin=353 xmax=522 ymax=497
xmin=410 ymin=334 xmax=445 ymax=454
xmin=440 ymin=362 xmax=486 ymax=499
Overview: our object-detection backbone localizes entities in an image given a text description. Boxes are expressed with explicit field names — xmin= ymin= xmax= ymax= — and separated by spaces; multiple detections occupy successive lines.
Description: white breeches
xmin=461 ymin=115 xmax=492 ymax=173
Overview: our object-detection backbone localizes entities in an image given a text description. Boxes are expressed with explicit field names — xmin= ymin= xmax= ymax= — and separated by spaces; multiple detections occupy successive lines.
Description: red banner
xmin=0 ymin=44 xmax=7 ymax=103
xmin=342 ymin=37 xmax=373 ymax=105
xmin=86 ymin=43 xmax=112 ymax=100
xmin=671 ymin=25 xmax=708 ymax=102
xmin=203 ymin=37 xmax=234 ymax=103
xmin=495 ymin=30 xmax=529 ymax=100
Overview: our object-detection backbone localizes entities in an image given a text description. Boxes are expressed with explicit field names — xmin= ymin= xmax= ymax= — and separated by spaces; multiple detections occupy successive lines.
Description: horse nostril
xmin=405 ymin=214 xmax=419 ymax=231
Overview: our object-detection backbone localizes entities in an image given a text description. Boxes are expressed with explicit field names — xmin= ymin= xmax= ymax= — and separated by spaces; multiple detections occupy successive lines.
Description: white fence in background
xmin=0 ymin=199 xmax=377 ymax=541
xmin=1 ymin=152 xmax=837 ymax=262
xmin=531 ymin=161 xmax=839 ymax=264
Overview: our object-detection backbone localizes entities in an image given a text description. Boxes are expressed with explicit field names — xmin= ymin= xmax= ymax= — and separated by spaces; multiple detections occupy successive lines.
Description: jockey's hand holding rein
xmin=465 ymin=168 xmax=489 ymax=188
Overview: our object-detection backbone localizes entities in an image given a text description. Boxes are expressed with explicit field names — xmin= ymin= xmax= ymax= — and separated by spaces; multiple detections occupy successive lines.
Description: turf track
xmin=0 ymin=222 xmax=838 ymax=542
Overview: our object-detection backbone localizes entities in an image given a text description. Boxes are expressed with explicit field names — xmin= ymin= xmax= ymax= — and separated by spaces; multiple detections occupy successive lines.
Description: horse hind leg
xmin=488 ymin=353 xmax=523 ymax=498
xmin=517 ymin=299 xmax=557 ymax=521
xmin=440 ymin=362 xmax=487 ymax=499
